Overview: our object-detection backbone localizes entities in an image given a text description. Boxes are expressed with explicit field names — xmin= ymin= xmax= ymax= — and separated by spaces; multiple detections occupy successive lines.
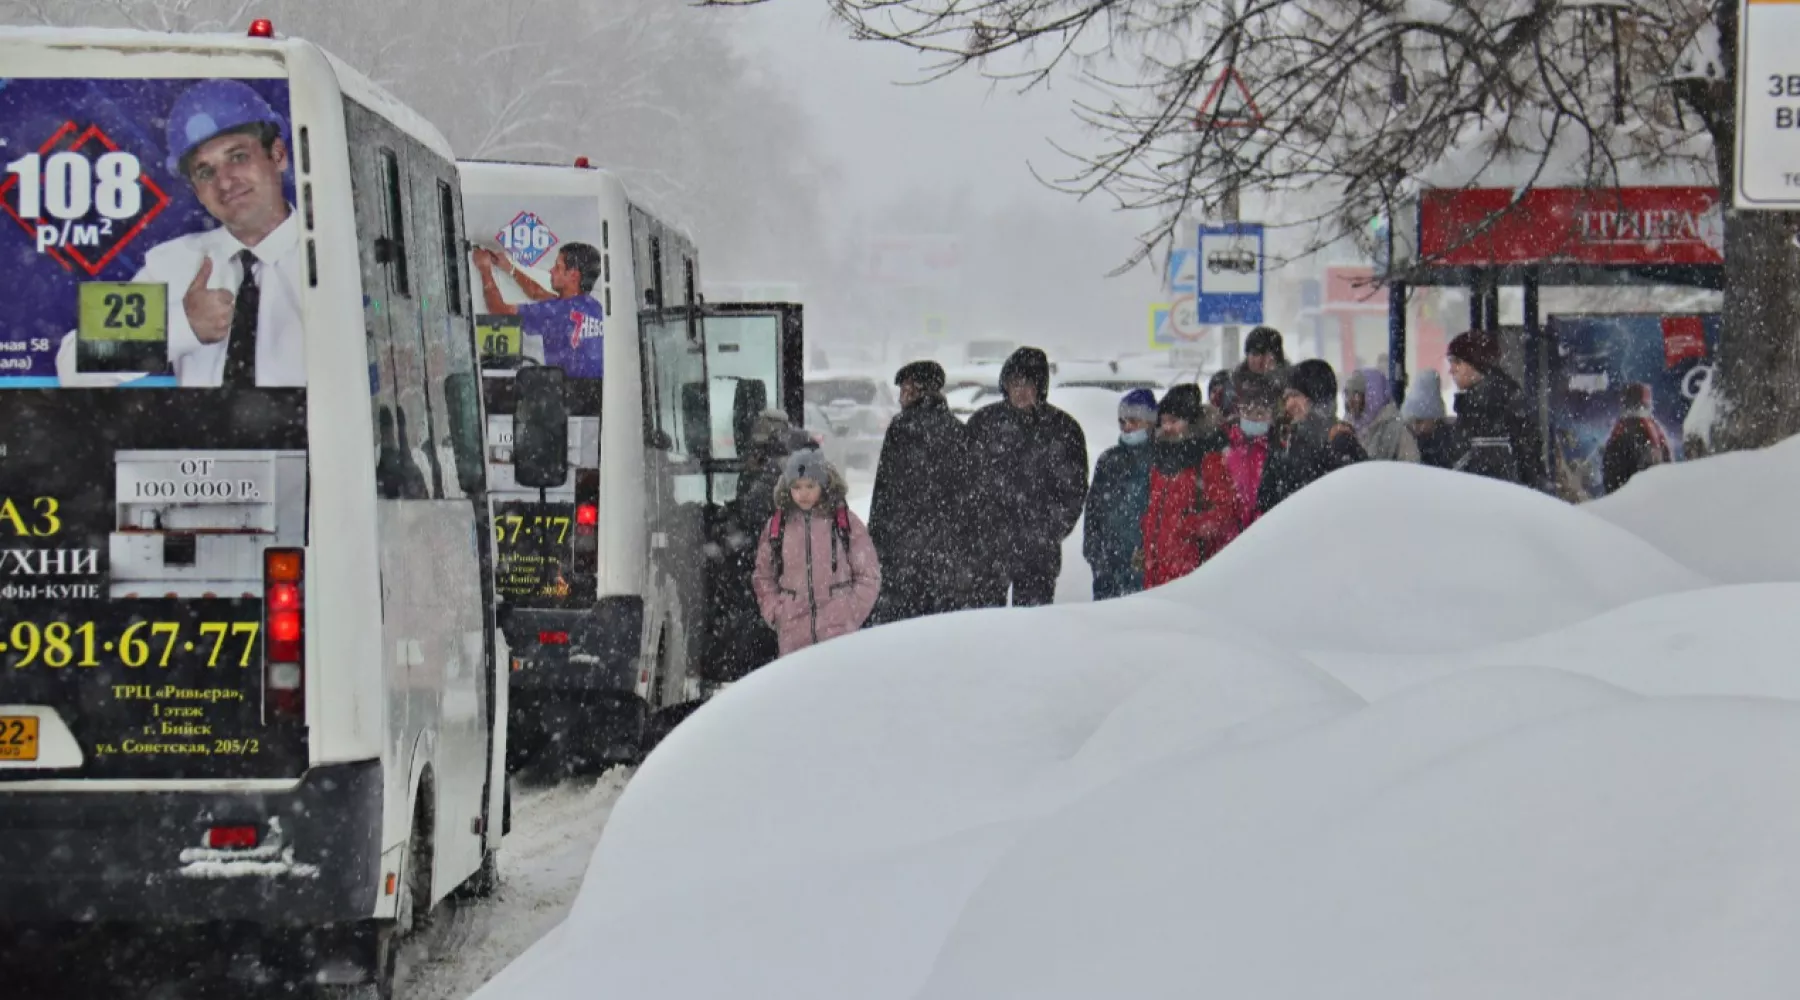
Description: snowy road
xmin=20 ymin=769 xmax=629 ymax=1000
xmin=404 ymin=767 xmax=630 ymax=999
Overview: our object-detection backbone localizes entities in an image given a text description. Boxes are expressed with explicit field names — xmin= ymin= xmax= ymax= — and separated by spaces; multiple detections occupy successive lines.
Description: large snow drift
xmin=1586 ymin=434 xmax=1800 ymax=583
xmin=474 ymin=438 xmax=1800 ymax=1000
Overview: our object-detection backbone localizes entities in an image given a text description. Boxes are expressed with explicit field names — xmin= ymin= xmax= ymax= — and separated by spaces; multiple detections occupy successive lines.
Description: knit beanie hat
xmin=895 ymin=360 xmax=947 ymax=394
xmin=1400 ymin=369 xmax=1447 ymax=420
xmin=1118 ymin=387 xmax=1158 ymax=424
xmin=1287 ymin=359 xmax=1339 ymax=409
xmin=1157 ymin=384 xmax=1206 ymax=424
xmin=1447 ymin=329 xmax=1502 ymax=374
xmin=1622 ymin=382 xmax=1652 ymax=409
xmin=1231 ymin=369 xmax=1280 ymax=411
xmin=1244 ymin=326 xmax=1286 ymax=364
xmin=782 ymin=447 xmax=831 ymax=487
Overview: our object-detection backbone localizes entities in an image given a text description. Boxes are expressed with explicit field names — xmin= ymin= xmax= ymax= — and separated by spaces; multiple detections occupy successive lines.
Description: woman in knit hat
xmin=1399 ymin=369 xmax=1457 ymax=469
xmin=1600 ymin=382 xmax=1673 ymax=495
xmin=1224 ymin=370 xmax=1280 ymax=533
xmin=1139 ymin=385 xmax=1240 ymax=587
xmin=1343 ymin=367 xmax=1420 ymax=463
xmin=1445 ymin=330 xmax=1545 ymax=489
xmin=752 ymin=448 xmax=881 ymax=657
xmin=1083 ymin=387 xmax=1159 ymax=599
xmin=1259 ymin=359 xmax=1366 ymax=513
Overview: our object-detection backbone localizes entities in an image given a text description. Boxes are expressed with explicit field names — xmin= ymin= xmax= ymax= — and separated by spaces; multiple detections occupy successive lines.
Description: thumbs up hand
xmin=184 ymin=257 xmax=236 ymax=345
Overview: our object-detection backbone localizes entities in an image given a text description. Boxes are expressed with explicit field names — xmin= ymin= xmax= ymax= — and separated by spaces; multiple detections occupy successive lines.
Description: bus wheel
xmin=321 ymin=799 xmax=433 ymax=999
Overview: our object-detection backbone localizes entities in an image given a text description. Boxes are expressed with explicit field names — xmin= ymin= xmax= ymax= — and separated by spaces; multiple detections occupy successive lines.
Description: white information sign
xmin=1735 ymin=0 xmax=1800 ymax=209
xmin=116 ymin=456 xmax=273 ymax=505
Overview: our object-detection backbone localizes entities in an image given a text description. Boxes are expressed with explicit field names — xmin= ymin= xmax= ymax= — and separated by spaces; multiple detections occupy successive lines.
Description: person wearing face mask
xmin=1139 ymin=385 xmax=1241 ymax=588
xmin=1083 ymin=388 xmax=1158 ymax=600
xmin=1224 ymin=371 xmax=1279 ymax=534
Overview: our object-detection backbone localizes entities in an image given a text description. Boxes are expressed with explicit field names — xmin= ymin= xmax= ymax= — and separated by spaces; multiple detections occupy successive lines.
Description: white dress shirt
xmin=56 ymin=211 xmax=306 ymax=388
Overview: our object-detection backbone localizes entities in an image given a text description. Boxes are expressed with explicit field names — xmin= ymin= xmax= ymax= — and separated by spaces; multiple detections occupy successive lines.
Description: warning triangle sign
xmin=1196 ymin=66 xmax=1263 ymax=129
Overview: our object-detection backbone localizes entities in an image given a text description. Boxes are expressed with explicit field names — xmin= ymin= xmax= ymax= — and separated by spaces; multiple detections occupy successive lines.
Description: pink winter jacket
xmin=752 ymin=501 xmax=882 ymax=657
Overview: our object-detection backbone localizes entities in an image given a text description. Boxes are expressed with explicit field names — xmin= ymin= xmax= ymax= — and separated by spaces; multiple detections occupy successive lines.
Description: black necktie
xmin=223 ymin=249 xmax=261 ymax=388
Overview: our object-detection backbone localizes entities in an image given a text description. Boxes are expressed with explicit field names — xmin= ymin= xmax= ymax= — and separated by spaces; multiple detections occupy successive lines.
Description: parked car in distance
xmin=803 ymin=375 xmax=897 ymax=470
xmin=802 ymin=400 xmax=855 ymax=473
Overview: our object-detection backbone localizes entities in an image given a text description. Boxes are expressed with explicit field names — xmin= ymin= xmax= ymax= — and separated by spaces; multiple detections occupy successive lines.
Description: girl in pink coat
xmin=752 ymin=449 xmax=882 ymax=657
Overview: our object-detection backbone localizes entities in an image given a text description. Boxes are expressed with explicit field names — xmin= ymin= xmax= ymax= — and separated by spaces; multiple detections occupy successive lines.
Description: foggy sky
xmin=717 ymin=3 xmax=1167 ymax=363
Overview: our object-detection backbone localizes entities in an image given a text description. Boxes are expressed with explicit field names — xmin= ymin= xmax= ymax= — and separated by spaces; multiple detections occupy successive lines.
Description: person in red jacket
xmin=1139 ymin=385 xmax=1242 ymax=588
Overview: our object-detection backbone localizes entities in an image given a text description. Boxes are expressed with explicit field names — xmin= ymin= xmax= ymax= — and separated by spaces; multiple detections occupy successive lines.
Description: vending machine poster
xmin=1546 ymin=312 xmax=1720 ymax=501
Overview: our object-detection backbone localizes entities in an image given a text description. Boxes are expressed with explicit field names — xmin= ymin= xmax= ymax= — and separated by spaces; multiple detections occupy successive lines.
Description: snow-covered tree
xmin=711 ymin=0 xmax=1795 ymax=452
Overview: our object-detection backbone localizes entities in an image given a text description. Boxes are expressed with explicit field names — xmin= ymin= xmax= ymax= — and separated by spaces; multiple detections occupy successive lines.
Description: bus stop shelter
xmin=1383 ymin=184 xmax=1727 ymax=406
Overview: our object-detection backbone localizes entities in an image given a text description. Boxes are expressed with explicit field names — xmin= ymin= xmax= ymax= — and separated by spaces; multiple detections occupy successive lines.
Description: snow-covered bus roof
xmin=0 ymin=25 xmax=454 ymax=163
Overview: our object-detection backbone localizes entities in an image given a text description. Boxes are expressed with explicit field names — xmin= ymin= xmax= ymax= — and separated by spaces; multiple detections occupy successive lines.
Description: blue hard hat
xmin=164 ymin=79 xmax=286 ymax=176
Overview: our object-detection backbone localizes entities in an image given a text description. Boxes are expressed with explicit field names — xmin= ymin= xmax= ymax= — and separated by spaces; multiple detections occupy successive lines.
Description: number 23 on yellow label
xmin=79 ymin=282 xmax=168 ymax=343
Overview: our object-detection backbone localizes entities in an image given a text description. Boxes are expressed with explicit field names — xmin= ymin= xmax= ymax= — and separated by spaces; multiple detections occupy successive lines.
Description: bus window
xmin=378 ymin=148 xmax=411 ymax=298
xmin=349 ymin=109 xmax=432 ymax=500
xmin=703 ymin=314 xmax=782 ymax=464
xmin=438 ymin=180 xmax=464 ymax=317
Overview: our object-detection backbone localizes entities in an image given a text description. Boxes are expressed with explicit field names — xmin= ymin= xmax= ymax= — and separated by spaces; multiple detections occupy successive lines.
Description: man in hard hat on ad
xmin=56 ymin=78 xmax=303 ymax=388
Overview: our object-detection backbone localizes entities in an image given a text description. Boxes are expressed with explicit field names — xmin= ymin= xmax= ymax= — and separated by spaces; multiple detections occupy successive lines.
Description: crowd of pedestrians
xmin=727 ymin=325 xmax=1658 ymax=659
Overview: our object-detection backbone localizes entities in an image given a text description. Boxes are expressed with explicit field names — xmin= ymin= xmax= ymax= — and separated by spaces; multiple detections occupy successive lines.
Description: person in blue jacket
xmin=1083 ymin=387 xmax=1158 ymax=600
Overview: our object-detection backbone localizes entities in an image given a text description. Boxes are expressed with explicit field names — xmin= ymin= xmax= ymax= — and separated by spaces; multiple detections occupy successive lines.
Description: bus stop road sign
xmin=1197 ymin=222 xmax=1264 ymax=325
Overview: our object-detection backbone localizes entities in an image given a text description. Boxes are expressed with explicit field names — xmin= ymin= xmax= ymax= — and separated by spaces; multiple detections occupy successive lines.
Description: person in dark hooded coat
xmin=867 ymin=360 xmax=989 ymax=623
xmin=966 ymin=346 xmax=1089 ymax=607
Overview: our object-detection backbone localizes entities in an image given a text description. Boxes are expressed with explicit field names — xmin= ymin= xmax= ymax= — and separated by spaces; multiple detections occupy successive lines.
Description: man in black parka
xmin=867 ymin=360 xmax=988 ymax=623
xmin=965 ymin=347 xmax=1089 ymax=607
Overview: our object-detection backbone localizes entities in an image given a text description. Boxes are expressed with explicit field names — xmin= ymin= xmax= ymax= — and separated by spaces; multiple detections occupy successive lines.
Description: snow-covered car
xmin=803 ymin=376 xmax=896 ymax=470
xmin=801 ymin=400 xmax=856 ymax=473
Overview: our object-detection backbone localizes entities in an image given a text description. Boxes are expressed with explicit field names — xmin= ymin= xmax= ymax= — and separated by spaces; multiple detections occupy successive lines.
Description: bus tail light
xmin=574 ymin=469 xmax=600 ymax=578
xmin=539 ymin=631 xmax=569 ymax=646
xmin=265 ymin=548 xmax=304 ymax=717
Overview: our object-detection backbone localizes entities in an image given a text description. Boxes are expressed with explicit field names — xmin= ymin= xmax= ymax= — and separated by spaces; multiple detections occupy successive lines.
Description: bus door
xmin=695 ymin=302 xmax=804 ymax=685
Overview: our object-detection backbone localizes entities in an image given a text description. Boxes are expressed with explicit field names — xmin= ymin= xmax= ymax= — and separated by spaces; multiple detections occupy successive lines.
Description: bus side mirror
xmin=443 ymin=373 xmax=485 ymax=497
xmin=680 ymin=382 xmax=711 ymax=458
xmin=513 ymin=366 xmax=569 ymax=489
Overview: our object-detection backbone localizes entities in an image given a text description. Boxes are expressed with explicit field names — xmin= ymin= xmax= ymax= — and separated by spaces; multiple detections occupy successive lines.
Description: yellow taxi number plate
xmin=79 ymin=282 xmax=169 ymax=343
xmin=0 ymin=715 xmax=39 ymax=761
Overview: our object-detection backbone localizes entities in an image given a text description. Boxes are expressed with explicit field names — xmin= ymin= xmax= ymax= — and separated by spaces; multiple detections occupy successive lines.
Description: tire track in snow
xmin=405 ymin=766 xmax=634 ymax=999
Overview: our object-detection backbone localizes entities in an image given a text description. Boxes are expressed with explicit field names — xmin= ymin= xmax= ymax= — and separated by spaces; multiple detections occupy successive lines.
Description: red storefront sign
xmin=1324 ymin=266 xmax=1386 ymax=311
xmin=1418 ymin=187 xmax=1725 ymax=268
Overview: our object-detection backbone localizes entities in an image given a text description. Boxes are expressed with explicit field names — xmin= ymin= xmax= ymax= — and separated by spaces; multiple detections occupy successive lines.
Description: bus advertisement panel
xmin=464 ymin=190 xmax=604 ymax=610
xmin=0 ymin=76 xmax=309 ymax=781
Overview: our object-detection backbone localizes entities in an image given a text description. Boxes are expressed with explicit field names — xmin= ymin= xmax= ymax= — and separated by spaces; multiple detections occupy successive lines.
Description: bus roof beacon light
xmin=575 ymin=156 xmax=591 ymax=168
xmin=248 ymin=19 xmax=275 ymax=38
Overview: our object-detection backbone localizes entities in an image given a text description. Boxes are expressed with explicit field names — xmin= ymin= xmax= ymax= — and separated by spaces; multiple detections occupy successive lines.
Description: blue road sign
xmin=1196 ymin=222 xmax=1264 ymax=326
xmin=1167 ymin=248 xmax=1197 ymax=295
